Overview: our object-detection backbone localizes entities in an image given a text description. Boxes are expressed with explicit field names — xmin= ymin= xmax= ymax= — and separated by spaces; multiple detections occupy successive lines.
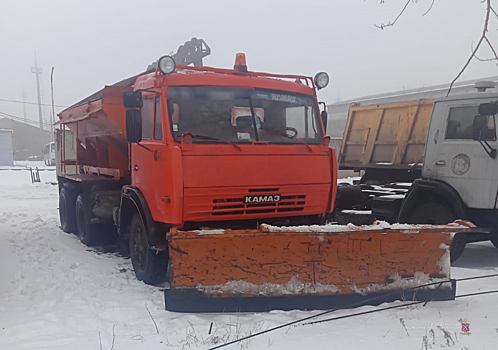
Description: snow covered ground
xmin=1 ymin=167 xmax=497 ymax=349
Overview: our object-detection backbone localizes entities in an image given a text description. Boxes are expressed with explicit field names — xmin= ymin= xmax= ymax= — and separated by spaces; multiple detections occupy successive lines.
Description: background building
xmin=0 ymin=118 xmax=51 ymax=160
xmin=0 ymin=129 xmax=14 ymax=166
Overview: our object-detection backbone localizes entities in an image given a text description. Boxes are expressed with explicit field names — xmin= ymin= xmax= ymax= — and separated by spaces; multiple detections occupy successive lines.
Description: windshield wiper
xmin=248 ymin=97 xmax=260 ymax=141
xmin=260 ymin=128 xmax=313 ymax=152
xmin=189 ymin=134 xmax=242 ymax=151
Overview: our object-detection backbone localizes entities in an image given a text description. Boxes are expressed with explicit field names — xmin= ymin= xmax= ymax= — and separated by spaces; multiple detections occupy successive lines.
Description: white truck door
xmin=424 ymin=98 xmax=498 ymax=209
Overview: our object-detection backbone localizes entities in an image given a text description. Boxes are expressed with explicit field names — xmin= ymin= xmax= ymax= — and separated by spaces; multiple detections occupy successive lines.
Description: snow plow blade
xmin=165 ymin=221 xmax=476 ymax=312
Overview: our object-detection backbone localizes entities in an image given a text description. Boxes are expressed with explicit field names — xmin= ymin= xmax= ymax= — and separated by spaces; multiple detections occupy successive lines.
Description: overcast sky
xmin=1 ymin=0 xmax=497 ymax=127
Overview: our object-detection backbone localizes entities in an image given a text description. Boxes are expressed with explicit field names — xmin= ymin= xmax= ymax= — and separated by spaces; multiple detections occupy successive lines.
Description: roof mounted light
xmin=234 ymin=53 xmax=248 ymax=72
xmin=158 ymin=55 xmax=176 ymax=75
xmin=314 ymin=72 xmax=329 ymax=90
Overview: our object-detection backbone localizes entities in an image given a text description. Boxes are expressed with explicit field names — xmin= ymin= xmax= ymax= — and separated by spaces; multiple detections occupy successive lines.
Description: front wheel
xmin=407 ymin=201 xmax=466 ymax=263
xmin=129 ymin=213 xmax=168 ymax=285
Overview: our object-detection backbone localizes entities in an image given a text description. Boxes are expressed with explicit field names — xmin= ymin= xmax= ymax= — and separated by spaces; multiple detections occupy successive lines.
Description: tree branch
xmin=375 ymin=0 xmax=412 ymax=30
xmin=485 ymin=36 xmax=498 ymax=61
xmin=447 ymin=0 xmax=492 ymax=96
xmin=471 ymin=40 xmax=497 ymax=61
xmin=422 ymin=0 xmax=436 ymax=16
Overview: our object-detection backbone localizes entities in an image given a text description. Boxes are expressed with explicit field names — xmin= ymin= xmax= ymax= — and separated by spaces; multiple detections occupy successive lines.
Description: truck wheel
xmin=335 ymin=210 xmax=375 ymax=226
xmin=59 ymin=187 xmax=77 ymax=233
xmin=75 ymin=194 xmax=107 ymax=246
xmin=408 ymin=202 xmax=466 ymax=263
xmin=491 ymin=235 xmax=498 ymax=249
xmin=129 ymin=213 xmax=167 ymax=285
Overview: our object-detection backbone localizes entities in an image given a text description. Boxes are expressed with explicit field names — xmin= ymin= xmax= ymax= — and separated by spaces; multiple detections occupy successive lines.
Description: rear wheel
xmin=407 ymin=202 xmax=466 ymax=263
xmin=129 ymin=213 xmax=167 ymax=285
xmin=75 ymin=194 xmax=112 ymax=246
xmin=59 ymin=187 xmax=77 ymax=233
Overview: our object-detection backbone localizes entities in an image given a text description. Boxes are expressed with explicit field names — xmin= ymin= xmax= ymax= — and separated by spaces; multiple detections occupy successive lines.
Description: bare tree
xmin=374 ymin=0 xmax=498 ymax=95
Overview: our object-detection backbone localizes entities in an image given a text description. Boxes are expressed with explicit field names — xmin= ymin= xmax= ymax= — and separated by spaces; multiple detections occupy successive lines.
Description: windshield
xmin=167 ymin=87 xmax=322 ymax=144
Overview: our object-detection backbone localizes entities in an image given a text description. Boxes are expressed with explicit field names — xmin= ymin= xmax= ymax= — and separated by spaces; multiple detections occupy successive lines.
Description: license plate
xmin=244 ymin=194 xmax=281 ymax=204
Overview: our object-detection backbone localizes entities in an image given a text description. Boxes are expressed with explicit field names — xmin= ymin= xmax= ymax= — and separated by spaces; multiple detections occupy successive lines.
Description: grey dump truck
xmin=336 ymin=82 xmax=498 ymax=261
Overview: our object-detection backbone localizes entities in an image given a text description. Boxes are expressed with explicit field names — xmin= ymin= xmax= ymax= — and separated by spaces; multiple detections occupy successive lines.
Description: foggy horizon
xmin=1 ymin=0 xmax=497 ymax=129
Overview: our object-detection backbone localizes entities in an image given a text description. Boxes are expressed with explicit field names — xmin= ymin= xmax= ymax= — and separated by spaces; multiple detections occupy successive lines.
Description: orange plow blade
xmin=165 ymin=221 xmax=477 ymax=312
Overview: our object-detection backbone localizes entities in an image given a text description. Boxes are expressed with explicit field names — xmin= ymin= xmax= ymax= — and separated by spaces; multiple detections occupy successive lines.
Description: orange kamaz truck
xmin=56 ymin=53 xmax=470 ymax=312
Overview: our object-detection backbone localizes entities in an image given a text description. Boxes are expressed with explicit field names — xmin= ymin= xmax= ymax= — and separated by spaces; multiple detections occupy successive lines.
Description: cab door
xmin=131 ymin=95 xmax=168 ymax=220
xmin=425 ymin=98 xmax=498 ymax=209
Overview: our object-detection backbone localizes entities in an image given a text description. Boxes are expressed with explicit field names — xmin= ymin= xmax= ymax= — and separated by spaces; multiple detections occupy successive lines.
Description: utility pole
xmin=31 ymin=52 xmax=44 ymax=147
xmin=20 ymin=89 xmax=28 ymax=124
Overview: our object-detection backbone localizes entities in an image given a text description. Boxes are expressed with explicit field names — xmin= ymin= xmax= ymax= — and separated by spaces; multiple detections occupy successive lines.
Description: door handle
xmin=434 ymin=130 xmax=439 ymax=144
xmin=435 ymin=160 xmax=446 ymax=166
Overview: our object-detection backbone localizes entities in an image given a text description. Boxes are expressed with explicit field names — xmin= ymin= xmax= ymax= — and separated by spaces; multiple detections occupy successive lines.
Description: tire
xmin=407 ymin=202 xmax=466 ymax=263
xmin=75 ymin=194 xmax=110 ymax=246
xmin=129 ymin=213 xmax=167 ymax=285
xmin=59 ymin=187 xmax=77 ymax=233
xmin=491 ymin=234 xmax=498 ymax=249
xmin=335 ymin=211 xmax=375 ymax=226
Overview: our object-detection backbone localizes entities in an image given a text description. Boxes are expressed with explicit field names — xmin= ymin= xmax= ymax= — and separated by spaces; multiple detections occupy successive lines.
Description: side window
xmin=485 ymin=115 xmax=497 ymax=141
xmin=168 ymin=100 xmax=180 ymax=133
xmin=154 ymin=96 xmax=163 ymax=140
xmin=446 ymin=106 xmax=496 ymax=141
xmin=142 ymin=99 xmax=154 ymax=140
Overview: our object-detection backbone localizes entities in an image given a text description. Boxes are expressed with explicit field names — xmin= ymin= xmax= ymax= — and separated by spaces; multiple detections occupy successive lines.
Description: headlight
xmin=158 ymin=56 xmax=176 ymax=75
xmin=314 ymin=72 xmax=329 ymax=90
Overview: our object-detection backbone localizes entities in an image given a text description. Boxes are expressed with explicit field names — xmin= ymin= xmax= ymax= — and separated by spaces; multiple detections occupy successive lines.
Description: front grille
xmin=212 ymin=189 xmax=306 ymax=216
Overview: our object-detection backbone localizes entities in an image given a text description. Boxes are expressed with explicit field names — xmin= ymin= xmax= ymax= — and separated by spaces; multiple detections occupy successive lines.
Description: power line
xmin=207 ymin=273 xmax=498 ymax=350
xmin=0 ymin=110 xmax=53 ymax=127
xmin=0 ymin=98 xmax=67 ymax=108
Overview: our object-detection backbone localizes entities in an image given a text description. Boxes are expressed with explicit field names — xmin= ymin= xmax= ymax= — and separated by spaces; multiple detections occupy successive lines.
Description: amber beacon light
xmin=234 ymin=53 xmax=248 ymax=72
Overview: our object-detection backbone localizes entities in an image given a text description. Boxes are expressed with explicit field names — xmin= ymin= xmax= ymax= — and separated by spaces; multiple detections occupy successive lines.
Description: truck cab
xmin=422 ymin=92 xmax=498 ymax=209
xmin=42 ymin=141 xmax=56 ymax=166
xmin=398 ymin=88 xmax=498 ymax=258
xmin=122 ymin=56 xmax=335 ymax=232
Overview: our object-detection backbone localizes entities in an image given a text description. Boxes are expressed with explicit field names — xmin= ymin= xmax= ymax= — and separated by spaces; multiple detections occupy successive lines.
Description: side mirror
xmin=473 ymin=115 xmax=488 ymax=141
xmin=478 ymin=103 xmax=498 ymax=116
xmin=126 ymin=109 xmax=142 ymax=143
xmin=123 ymin=91 xmax=143 ymax=108
xmin=321 ymin=110 xmax=328 ymax=133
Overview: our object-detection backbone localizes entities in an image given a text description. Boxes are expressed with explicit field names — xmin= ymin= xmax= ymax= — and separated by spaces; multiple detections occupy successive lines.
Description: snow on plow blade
xmin=165 ymin=221 xmax=476 ymax=312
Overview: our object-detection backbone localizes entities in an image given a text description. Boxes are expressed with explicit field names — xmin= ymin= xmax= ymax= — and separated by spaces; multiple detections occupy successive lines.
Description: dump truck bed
xmin=339 ymin=99 xmax=434 ymax=171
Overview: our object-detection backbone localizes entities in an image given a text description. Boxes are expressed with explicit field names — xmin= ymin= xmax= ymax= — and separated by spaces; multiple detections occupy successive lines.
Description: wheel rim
xmin=131 ymin=225 xmax=147 ymax=272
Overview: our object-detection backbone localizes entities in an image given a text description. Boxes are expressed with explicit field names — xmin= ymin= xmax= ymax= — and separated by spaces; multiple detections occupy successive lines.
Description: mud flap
xmin=165 ymin=222 xmax=475 ymax=312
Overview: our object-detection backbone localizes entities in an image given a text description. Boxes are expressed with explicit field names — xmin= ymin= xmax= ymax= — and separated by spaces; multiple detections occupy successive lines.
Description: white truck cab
xmin=397 ymin=86 xmax=498 ymax=260
xmin=43 ymin=141 xmax=56 ymax=166
xmin=423 ymin=92 xmax=498 ymax=209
